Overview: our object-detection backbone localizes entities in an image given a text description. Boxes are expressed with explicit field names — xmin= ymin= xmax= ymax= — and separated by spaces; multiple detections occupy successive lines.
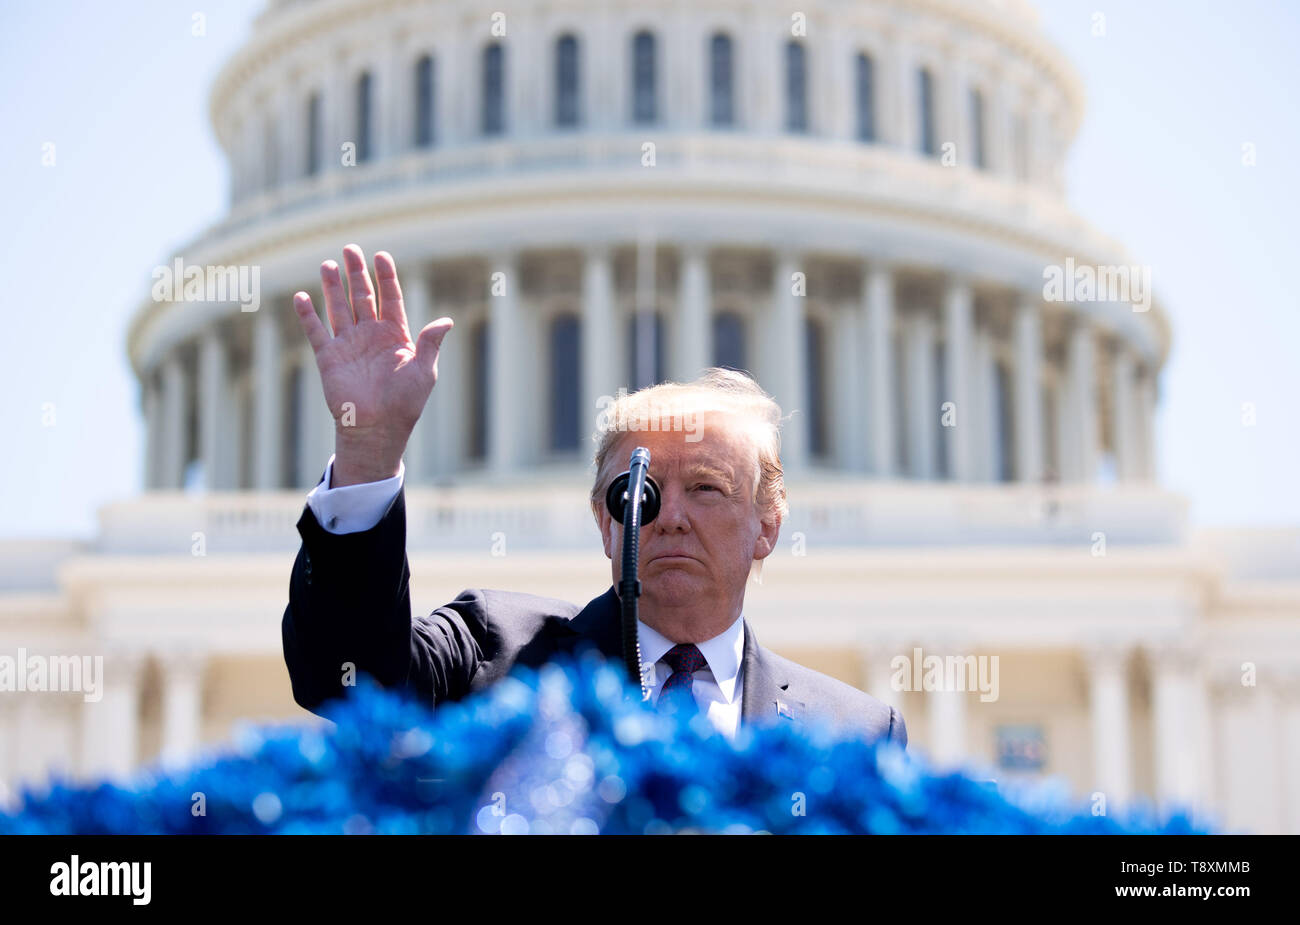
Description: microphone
xmin=604 ymin=450 xmax=661 ymax=526
xmin=605 ymin=448 xmax=661 ymax=700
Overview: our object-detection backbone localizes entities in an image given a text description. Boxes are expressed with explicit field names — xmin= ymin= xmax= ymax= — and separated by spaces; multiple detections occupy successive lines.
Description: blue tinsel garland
xmin=0 ymin=653 xmax=1205 ymax=834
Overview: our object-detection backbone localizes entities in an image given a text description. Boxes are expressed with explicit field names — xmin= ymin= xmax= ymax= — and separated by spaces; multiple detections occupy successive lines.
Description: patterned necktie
xmin=656 ymin=643 xmax=708 ymax=716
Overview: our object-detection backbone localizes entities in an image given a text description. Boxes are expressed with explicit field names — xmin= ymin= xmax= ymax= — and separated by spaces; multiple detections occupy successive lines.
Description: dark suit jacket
xmin=282 ymin=485 xmax=907 ymax=747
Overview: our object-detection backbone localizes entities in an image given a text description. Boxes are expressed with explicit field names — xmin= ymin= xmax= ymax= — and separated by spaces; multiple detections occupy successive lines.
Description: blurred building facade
xmin=3 ymin=0 xmax=1299 ymax=833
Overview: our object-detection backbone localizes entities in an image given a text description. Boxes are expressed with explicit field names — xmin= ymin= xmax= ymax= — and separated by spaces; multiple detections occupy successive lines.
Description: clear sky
xmin=1 ymin=0 xmax=1296 ymax=539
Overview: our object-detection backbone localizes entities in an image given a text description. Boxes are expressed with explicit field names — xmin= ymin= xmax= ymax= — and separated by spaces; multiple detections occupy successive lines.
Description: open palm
xmin=292 ymin=245 xmax=453 ymax=485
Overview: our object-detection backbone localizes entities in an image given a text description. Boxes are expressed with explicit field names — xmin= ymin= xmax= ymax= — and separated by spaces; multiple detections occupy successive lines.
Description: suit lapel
xmin=559 ymin=593 xmax=800 ymax=729
xmin=740 ymin=620 xmax=801 ymax=729
xmin=558 ymin=584 xmax=624 ymax=660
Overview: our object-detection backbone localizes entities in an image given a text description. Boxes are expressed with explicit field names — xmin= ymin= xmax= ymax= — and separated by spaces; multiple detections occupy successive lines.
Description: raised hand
xmin=292 ymin=244 xmax=453 ymax=487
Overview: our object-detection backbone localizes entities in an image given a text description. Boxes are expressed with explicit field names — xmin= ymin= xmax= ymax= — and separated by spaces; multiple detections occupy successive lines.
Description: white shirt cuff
xmin=305 ymin=454 xmax=404 ymax=534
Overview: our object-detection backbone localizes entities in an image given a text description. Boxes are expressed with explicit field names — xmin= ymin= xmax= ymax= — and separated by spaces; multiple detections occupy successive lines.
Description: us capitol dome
xmin=2 ymin=0 xmax=1298 ymax=835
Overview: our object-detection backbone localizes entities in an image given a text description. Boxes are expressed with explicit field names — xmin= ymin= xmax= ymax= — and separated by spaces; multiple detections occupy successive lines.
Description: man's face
xmin=597 ymin=412 xmax=781 ymax=638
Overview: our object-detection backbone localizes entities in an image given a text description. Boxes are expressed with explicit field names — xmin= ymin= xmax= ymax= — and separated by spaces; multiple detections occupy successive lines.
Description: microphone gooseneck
xmin=604 ymin=447 xmax=661 ymax=701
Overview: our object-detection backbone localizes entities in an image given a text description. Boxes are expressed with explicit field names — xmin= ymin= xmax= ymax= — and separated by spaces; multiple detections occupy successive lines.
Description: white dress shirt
xmin=305 ymin=454 xmax=748 ymax=740
xmin=305 ymin=454 xmax=405 ymax=534
xmin=636 ymin=614 xmax=746 ymax=741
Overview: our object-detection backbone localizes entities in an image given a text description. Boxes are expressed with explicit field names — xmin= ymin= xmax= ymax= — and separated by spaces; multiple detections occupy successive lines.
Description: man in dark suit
xmin=282 ymin=244 xmax=907 ymax=747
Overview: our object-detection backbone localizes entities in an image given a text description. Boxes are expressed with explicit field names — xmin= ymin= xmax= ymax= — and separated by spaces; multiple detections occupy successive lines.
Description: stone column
xmin=1111 ymin=342 xmax=1137 ymax=481
xmin=427 ymin=271 xmax=465 ymax=480
xmin=253 ymin=304 xmax=284 ymax=490
xmin=673 ymin=245 xmax=710 ymax=382
xmin=198 ymin=325 xmax=228 ymax=491
xmin=506 ymin=15 xmax=538 ymax=137
xmin=943 ymin=58 xmax=969 ymax=165
xmin=249 ymin=103 xmax=266 ymax=194
xmin=903 ymin=312 xmax=937 ymax=479
xmin=767 ymin=251 xmax=807 ymax=471
xmin=863 ymin=264 xmax=895 ymax=478
xmin=1014 ymin=298 xmax=1045 ymax=482
xmin=746 ymin=20 xmax=779 ymax=133
xmin=1189 ymin=657 xmax=1217 ymax=822
xmin=0 ymin=696 xmax=14 ymax=794
xmin=860 ymin=639 xmax=905 ymax=712
xmin=1244 ymin=673 xmax=1284 ymax=833
xmin=989 ymin=82 xmax=1013 ymax=180
xmin=1064 ymin=313 xmax=1098 ymax=483
xmin=665 ymin=10 xmax=696 ymax=129
xmin=1085 ymin=643 xmax=1134 ymax=808
xmin=160 ymin=354 xmax=187 ymax=490
xmin=1150 ymin=644 xmax=1210 ymax=820
xmin=942 ymin=278 xmax=974 ymax=481
xmin=13 ymin=695 xmax=44 ymax=786
xmin=80 ymin=650 xmax=145 ymax=782
xmin=246 ymin=111 xmax=263 ymax=195
xmin=822 ymin=21 xmax=852 ymax=139
xmin=159 ymin=649 xmax=205 ymax=770
xmin=584 ymin=9 xmax=609 ymax=130
xmin=831 ymin=300 xmax=863 ymax=471
xmin=227 ymin=365 xmax=247 ymax=490
xmin=142 ymin=372 xmax=161 ymax=490
xmin=971 ymin=325 xmax=996 ymax=482
xmin=1026 ymin=102 xmax=1049 ymax=187
xmin=235 ymin=115 xmax=254 ymax=201
xmin=227 ymin=117 xmax=243 ymax=203
xmin=631 ymin=231 xmax=657 ymax=389
xmin=261 ymin=105 xmax=279 ymax=193
xmin=296 ymin=338 xmax=333 ymax=488
xmin=1135 ymin=366 xmax=1157 ymax=482
xmin=928 ymin=671 xmax=968 ymax=767
xmin=327 ymin=57 xmax=358 ymax=172
xmin=582 ymin=245 xmax=618 ymax=438
xmin=1280 ymin=673 xmax=1300 ymax=835
xmin=439 ymin=34 xmax=466 ymax=144
xmin=378 ymin=42 xmax=406 ymax=157
xmin=403 ymin=265 xmax=434 ymax=483
xmin=888 ymin=39 xmax=914 ymax=150
xmin=488 ymin=254 xmax=521 ymax=475
xmin=1052 ymin=374 xmax=1070 ymax=484
xmin=276 ymin=85 xmax=300 ymax=187
xmin=600 ymin=12 xmax=624 ymax=129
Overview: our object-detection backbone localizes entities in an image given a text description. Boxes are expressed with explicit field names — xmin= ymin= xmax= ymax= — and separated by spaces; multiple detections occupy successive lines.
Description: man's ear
xmin=752 ymin=512 xmax=781 ymax=561
xmin=598 ymin=508 xmax=616 ymax=560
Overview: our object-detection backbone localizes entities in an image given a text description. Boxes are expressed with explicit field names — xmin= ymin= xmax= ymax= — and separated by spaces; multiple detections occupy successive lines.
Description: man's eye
xmin=694 ymin=483 xmax=719 ymax=492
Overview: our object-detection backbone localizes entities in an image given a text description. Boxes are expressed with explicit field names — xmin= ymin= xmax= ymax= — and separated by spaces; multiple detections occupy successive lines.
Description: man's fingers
xmin=293 ymin=292 xmax=331 ymax=353
xmin=415 ymin=317 xmax=454 ymax=377
xmin=342 ymin=244 xmax=378 ymax=323
xmin=373 ymin=251 xmax=409 ymax=333
xmin=320 ymin=260 xmax=353 ymax=334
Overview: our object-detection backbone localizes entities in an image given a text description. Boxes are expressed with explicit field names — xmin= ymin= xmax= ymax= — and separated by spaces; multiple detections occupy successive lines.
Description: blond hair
xmin=588 ymin=368 xmax=790 ymax=531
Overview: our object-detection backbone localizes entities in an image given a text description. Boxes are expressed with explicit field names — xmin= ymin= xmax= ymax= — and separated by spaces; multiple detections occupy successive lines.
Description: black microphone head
xmin=605 ymin=470 xmax=661 ymax=525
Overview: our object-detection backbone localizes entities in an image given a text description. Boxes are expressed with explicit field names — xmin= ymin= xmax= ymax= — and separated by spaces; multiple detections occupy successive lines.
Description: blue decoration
xmin=0 ymin=653 xmax=1207 ymax=834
